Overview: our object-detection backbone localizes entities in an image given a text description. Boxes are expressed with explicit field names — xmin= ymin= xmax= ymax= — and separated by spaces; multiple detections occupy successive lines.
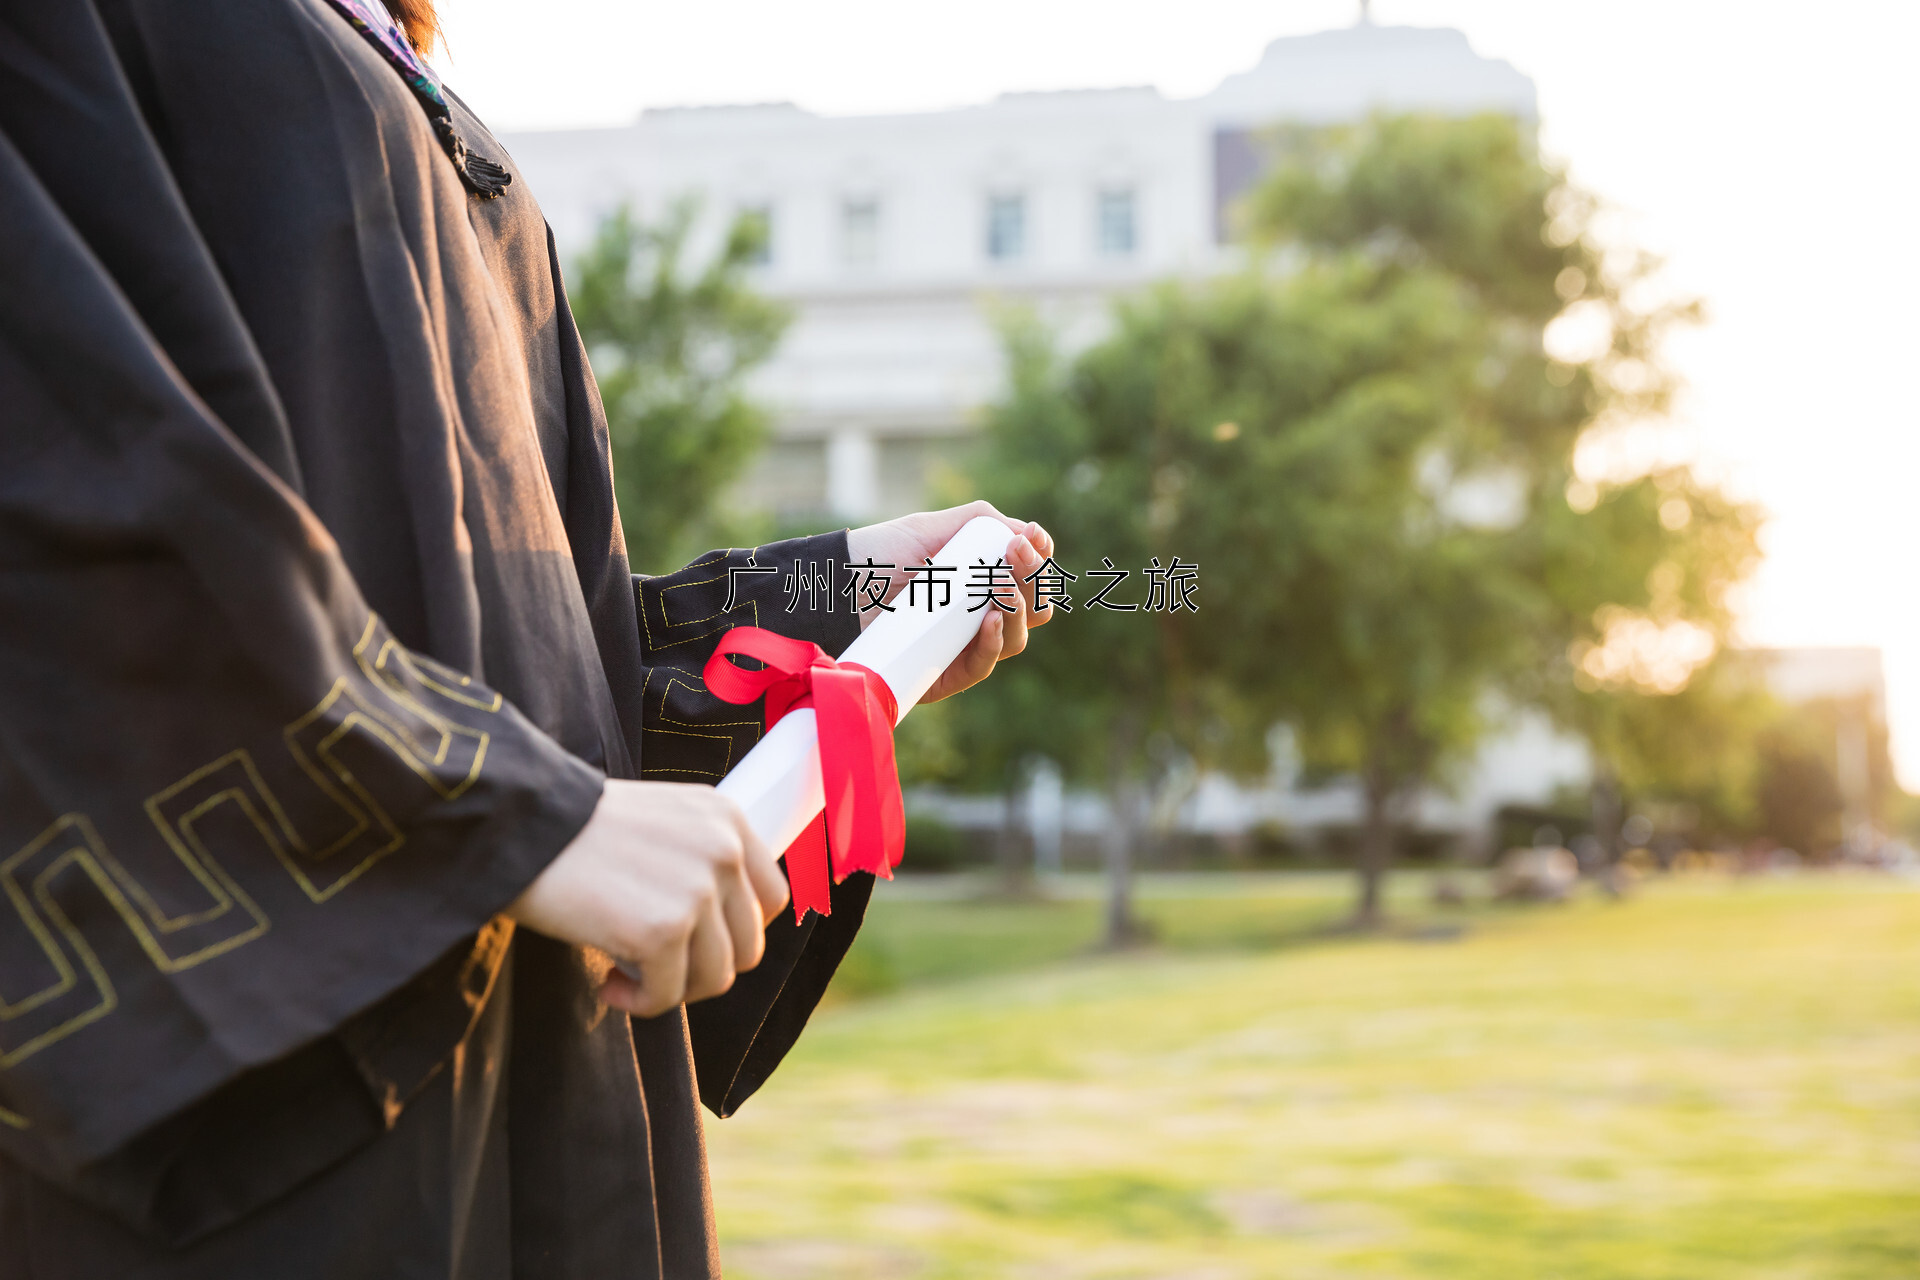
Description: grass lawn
xmin=706 ymin=872 xmax=1920 ymax=1279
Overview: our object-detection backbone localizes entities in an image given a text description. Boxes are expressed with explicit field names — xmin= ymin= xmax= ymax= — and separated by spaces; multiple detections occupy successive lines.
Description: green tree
xmin=1568 ymin=652 xmax=1774 ymax=850
xmin=1753 ymin=692 xmax=1893 ymax=858
xmin=1252 ymin=114 xmax=1756 ymax=915
xmin=569 ymin=201 xmax=789 ymax=571
xmin=956 ymin=112 xmax=1760 ymax=929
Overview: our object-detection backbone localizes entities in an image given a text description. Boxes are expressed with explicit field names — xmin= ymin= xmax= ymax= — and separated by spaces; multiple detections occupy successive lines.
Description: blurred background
xmin=440 ymin=3 xmax=1919 ymax=1275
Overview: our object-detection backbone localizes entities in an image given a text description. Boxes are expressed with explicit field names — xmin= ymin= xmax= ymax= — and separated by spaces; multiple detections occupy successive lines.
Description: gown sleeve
xmin=626 ymin=541 xmax=880 ymax=1116
xmin=0 ymin=2 xmax=603 ymax=1209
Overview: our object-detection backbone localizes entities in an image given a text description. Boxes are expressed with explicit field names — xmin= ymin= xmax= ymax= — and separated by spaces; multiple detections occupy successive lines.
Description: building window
xmin=878 ymin=434 xmax=971 ymax=518
xmin=737 ymin=203 xmax=773 ymax=266
xmin=841 ymin=197 xmax=880 ymax=267
xmin=736 ymin=439 xmax=829 ymax=522
xmin=986 ymin=192 xmax=1026 ymax=262
xmin=1097 ymin=187 xmax=1136 ymax=257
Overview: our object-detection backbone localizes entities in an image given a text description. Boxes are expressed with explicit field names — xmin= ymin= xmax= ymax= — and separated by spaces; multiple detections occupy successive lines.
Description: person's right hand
xmin=505 ymin=779 xmax=790 ymax=1017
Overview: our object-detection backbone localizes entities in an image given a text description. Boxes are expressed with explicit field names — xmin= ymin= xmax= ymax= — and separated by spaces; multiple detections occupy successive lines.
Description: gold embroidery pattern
xmin=637 ymin=552 xmax=781 ymax=782
xmin=277 ymin=618 xmax=496 ymax=902
xmin=638 ymin=670 xmax=761 ymax=782
xmin=639 ymin=550 xmax=761 ymax=655
xmin=0 ymin=816 xmax=120 ymax=1068
xmin=0 ymin=1105 xmax=26 ymax=1129
xmin=131 ymin=753 xmax=275 ymax=970
xmin=0 ymin=616 xmax=502 ymax=1071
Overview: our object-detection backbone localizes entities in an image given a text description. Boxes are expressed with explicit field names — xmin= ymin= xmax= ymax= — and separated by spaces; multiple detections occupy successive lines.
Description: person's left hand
xmin=844 ymin=499 xmax=1055 ymax=703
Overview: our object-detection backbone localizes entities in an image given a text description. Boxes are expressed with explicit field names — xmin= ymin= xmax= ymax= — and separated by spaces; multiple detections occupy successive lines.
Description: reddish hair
xmin=381 ymin=0 xmax=440 ymax=56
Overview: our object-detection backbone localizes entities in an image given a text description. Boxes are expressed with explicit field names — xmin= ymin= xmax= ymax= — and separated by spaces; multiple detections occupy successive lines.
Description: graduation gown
xmin=0 ymin=1 xmax=872 ymax=1275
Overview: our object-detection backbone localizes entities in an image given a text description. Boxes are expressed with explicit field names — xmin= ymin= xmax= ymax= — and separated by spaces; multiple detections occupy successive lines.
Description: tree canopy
xmin=944 ymin=112 xmax=1762 ymax=926
xmin=570 ymin=202 xmax=789 ymax=572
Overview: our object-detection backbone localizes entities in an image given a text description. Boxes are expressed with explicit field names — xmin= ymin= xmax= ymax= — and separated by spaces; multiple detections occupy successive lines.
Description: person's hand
xmin=845 ymin=499 xmax=1056 ymax=703
xmin=505 ymin=779 xmax=790 ymax=1017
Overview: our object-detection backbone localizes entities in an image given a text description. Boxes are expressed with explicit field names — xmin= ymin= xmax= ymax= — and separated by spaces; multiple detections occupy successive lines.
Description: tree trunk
xmin=1029 ymin=758 xmax=1064 ymax=877
xmin=1103 ymin=715 xmax=1145 ymax=948
xmin=995 ymin=768 xmax=1033 ymax=898
xmin=1589 ymin=765 xmax=1626 ymax=897
xmin=1590 ymin=767 xmax=1622 ymax=864
xmin=1103 ymin=779 xmax=1143 ymax=947
xmin=1354 ymin=762 xmax=1395 ymax=930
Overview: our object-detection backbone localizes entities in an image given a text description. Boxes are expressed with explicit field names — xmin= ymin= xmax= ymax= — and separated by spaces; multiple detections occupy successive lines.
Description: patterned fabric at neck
xmin=320 ymin=0 xmax=512 ymax=199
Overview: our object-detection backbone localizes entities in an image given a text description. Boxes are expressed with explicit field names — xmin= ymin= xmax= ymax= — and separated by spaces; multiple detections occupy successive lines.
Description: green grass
xmin=826 ymin=871 xmax=1459 ymax=998
xmin=707 ymin=873 xmax=1920 ymax=1278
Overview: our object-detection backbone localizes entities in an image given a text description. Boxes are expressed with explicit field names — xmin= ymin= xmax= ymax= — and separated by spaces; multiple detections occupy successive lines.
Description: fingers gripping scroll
xmin=508 ymin=781 xmax=788 ymax=1018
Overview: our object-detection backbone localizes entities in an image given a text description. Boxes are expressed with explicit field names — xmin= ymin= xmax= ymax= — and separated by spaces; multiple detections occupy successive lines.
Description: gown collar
xmin=320 ymin=0 xmax=512 ymax=199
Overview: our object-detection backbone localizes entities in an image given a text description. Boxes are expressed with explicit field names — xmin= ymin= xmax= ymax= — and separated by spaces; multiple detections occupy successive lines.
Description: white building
xmin=1753 ymin=647 xmax=1889 ymax=848
xmin=503 ymin=22 xmax=1597 ymax=852
xmin=506 ymin=26 xmax=1897 ymax=857
xmin=505 ymin=21 xmax=1537 ymax=524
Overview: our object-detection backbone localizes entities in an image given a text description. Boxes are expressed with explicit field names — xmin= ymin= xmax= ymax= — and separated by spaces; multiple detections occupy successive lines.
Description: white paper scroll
xmin=715 ymin=514 xmax=1018 ymax=857
xmin=615 ymin=517 xmax=1019 ymax=984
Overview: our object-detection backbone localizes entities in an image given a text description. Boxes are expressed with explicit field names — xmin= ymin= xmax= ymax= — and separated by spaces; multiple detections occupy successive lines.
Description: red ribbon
xmin=703 ymin=628 xmax=905 ymax=922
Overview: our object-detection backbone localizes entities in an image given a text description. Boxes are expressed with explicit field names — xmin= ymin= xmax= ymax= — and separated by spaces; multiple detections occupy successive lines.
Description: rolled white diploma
xmin=614 ymin=517 xmax=1018 ymax=984
xmin=714 ymin=514 xmax=1018 ymax=858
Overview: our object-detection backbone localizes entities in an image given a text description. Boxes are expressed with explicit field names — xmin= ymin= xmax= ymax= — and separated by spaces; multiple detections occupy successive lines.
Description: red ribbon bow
xmin=703 ymin=628 xmax=906 ymax=922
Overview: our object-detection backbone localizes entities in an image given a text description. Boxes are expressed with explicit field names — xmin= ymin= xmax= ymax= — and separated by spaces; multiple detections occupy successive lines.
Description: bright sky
xmin=438 ymin=0 xmax=1920 ymax=785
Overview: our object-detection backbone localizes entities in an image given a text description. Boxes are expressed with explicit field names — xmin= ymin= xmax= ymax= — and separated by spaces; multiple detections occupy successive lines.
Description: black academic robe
xmin=0 ymin=2 xmax=871 ymax=1276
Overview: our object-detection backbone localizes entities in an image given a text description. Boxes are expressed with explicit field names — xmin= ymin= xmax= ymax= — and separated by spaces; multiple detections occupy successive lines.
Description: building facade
xmin=502 ymin=27 xmax=1889 ymax=858
xmin=504 ymin=22 xmax=1537 ymax=525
